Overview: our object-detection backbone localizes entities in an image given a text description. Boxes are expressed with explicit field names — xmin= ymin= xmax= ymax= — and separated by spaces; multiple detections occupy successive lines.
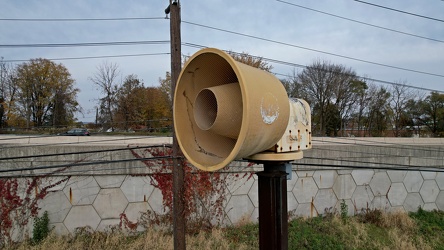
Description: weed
xmin=223 ymin=222 xmax=258 ymax=248
xmin=409 ymin=207 xmax=444 ymax=249
xmin=5 ymin=210 xmax=443 ymax=250
xmin=340 ymin=200 xmax=348 ymax=221
xmin=289 ymin=217 xmax=345 ymax=249
xmin=32 ymin=211 xmax=50 ymax=244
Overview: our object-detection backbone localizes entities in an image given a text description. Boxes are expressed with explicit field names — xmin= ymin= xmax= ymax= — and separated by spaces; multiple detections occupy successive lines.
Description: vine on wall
xmin=128 ymin=146 xmax=254 ymax=232
xmin=0 ymin=176 xmax=69 ymax=247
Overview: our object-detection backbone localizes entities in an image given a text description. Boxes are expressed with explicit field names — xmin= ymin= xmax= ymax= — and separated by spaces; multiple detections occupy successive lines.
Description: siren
xmin=173 ymin=48 xmax=311 ymax=171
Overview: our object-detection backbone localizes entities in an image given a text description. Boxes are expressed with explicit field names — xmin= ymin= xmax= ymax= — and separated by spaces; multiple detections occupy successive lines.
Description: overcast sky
xmin=1 ymin=0 xmax=443 ymax=122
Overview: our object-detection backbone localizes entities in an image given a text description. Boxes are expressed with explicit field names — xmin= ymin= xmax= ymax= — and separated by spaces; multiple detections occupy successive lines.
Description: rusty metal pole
xmin=256 ymin=163 xmax=288 ymax=250
xmin=169 ymin=1 xmax=185 ymax=249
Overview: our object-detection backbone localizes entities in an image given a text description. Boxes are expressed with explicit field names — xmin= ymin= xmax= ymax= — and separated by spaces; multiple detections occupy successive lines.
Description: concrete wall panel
xmin=64 ymin=205 xmax=101 ymax=233
xmin=93 ymin=188 xmax=128 ymax=219
xmin=3 ymin=137 xmax=440 ymax=236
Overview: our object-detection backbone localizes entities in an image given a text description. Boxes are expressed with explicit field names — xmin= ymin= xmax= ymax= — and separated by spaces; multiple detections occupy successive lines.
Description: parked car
xmin=58 ymin=128 xmax=90 ymax=136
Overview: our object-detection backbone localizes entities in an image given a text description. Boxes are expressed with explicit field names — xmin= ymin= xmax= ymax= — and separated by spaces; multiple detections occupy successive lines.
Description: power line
xmin=312 ymin=146 xmax=444 ymax=162
xmin=0 ymin=40 xmax=170 ymax=48
xmin=0 ymin=155 xmax=174 ymax=174
xmin=2 ymin=52 xmax=170 ymax=63
xmin=183 ymin=43 xmax=444 ymax=93
xmin=303 ymin=156 xmax=443 ymax=170
xmin=0 ymin=144 xmax=170 ymax=161
xmin=0 ymin=17 xmax=166 ymax=22
xmin=2 ymin=24 xmax=443 ymax=81
xmin=182 ymin=20 xmax=444 ymax=78
xmin=1 ymin=155 xmax=442 ymax=177
xmin=1 ymin=135 xmax=442 ymax=168
xmin=261 ymin=56 xmax=444 ymax=93
xmin=4 ymin=48 xmax=439 ymax=94
xmin=312 ymin=137 xmax=444 ymax=154
xmin=293 ymin=162 xmax=444 ymax=172
xmin=277 ymin=0 xmax=444 ymax=44
xmin=353 ymin=0 xmax=444 ymax=23
xmin=0 ymin=135 xmax=169 ymax=150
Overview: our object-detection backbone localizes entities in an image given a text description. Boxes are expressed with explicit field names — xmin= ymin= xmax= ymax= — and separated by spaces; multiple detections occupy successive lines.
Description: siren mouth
xmin=193 ymin=83 xmax=242 ymax=139
xmin=194 ymin=89 xmax=217 ymax=131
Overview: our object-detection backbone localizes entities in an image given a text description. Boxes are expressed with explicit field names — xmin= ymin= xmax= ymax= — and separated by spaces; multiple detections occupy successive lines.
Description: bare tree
xmin=331 ymin=69 xmax=363 ymax=136
xmin=365 ymin=85 xmax=391 ymax=136
xmin=281 ymin=68 xmax=304 ymax=99
xmin=296 ymin=60 xmax=358 ymax=136
xmin=0 ymin=58 xmax=18 ymax=127
xmin=388 ymin=82 xmax=417 ymax=137
xmin=89 ymin=61 xmax=120 ymax=130
xmin=351 ymin=80 xmax=373 ymax=135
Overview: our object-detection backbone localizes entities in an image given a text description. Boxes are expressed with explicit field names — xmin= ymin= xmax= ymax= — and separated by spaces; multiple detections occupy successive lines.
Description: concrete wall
xmin=1 ymin=136 xmax=443 ymax=236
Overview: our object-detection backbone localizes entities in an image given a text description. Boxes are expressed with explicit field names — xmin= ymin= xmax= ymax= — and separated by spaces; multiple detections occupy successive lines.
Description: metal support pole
xmin=256 ymin=163 xmax=288 ymax=250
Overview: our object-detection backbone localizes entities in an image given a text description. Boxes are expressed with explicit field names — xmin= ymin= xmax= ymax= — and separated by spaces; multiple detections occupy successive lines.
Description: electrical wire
xmin=2 ymin=153 xmax=442 ymax=178
xmin=182 ymin=21 xmax=444 ymax=78
xmin=0 ymin=17 xmax=167 ymax=22
xmin=312 ymin=137 xmax=444 ymax=154
xmin=292 ymin=162 xmax=444 ymax=172
xmin=0 ymin=155 xmax=174 ymax=174
xmin=0 ymin=144 xmax=171 ymax=161
xmin=0 ymin=135 xmax=170 ymax=150
xmin=2 ymin=21 xmax=442 ymax=78
xmin=353 ymin=0 xmax=444 ymax=23
xmin=302 ymin=156 xmax=443 ymax=170
xmin=276 ymin=0 xmax=444 ymax=44
xmin=1 ymin=43 xmax=441 ymax=96
xmin=183 ymin=43 xmax=444 ymax=93
xmin=1 ymin=137 xmax=441 ymax=168
xmin=0 ymin=163 xmax=255 ymax=178
xmin=2 ymin=52 xmax=170 ymax=63
xmin=311 ymin=146 xmax=444 ymax=162
xmin=0 ymin=40 xmax=170 ymax=48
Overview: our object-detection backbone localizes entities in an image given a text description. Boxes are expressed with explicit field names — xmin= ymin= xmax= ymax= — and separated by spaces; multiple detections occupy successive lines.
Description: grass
xmin=4 ymin=209 xmax=443 ymax=250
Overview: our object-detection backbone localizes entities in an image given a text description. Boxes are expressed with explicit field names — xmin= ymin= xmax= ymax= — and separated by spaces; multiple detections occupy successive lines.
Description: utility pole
xmin=167 ymin=1 xmax=185 ymax=249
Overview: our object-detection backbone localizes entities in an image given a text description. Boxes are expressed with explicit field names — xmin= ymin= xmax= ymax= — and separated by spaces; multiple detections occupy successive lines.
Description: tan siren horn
xmin=173 ymin=48 xmax=311 ymax=171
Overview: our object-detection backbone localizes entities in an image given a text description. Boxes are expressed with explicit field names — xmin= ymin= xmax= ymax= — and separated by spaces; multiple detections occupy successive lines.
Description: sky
xmin=1 ymin=0 xmax=443 ymax=122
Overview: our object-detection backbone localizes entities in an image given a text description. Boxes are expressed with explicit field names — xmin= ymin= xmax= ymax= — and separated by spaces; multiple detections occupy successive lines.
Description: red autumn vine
xmin=129 ymin=146 xmax=254 ymax=231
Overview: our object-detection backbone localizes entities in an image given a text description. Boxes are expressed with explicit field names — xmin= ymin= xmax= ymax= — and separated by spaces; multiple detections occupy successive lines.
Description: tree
xmin=281 ymin=69 xmax=304 ymax=99
xmin=142 ymin=87 xmax=172 ymax=131
xmin=114 ymin=77 xmax=171 ymax=132
xmin=0 ymin=58 xmax=19 ymax=127
xmin=388 ymin=82 xmax=418 ymax=137
xmin=365 ymin=86 xmax=391 ymax=136
xmin=89 ymin=61 xmax=120 ymax=129
xmin=294 ymin=60 xmax=358 ymax=136
xmin=349 ymin=79 xmax=370 ymax=136
xmin=404 ymin=98 xmax=422 ymax=136
xmin=417 ymin=92 xmax=444 ymax=137
xmin=227 ymin=51 xmax=273 ymax=72
xmin=14 ymin=58 xmax=79 ymax=127
xmin=158 ymin=71 xmax=172 ymax=105
xmin=115 ymin=74 xmax=144 ymax=130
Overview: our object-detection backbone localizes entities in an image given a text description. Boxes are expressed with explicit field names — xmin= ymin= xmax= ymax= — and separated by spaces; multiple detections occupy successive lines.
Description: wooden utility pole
xmin=168 ymin=1 xmax=185 ymax=249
